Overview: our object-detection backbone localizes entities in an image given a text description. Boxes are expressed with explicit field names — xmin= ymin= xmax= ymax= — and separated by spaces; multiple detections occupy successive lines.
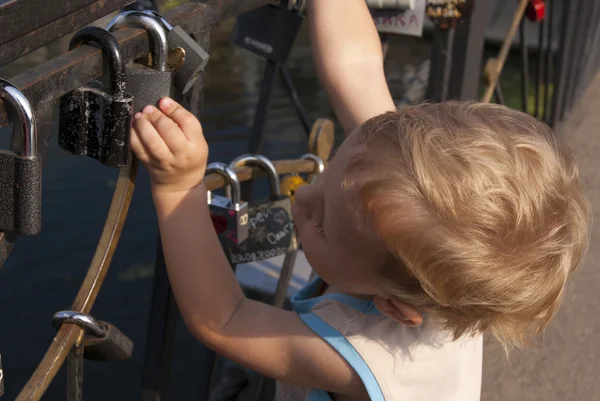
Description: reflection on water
xmin=0 ymin=15 xmax=430 ymax=400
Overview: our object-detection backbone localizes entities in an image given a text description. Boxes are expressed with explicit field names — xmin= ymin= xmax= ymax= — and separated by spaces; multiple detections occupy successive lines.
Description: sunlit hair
xmin=345 ymin=101 xmax=591 ymax=349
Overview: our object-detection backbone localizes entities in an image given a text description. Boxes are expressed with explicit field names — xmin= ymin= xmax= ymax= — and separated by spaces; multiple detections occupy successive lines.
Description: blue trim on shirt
xmin=298 ymin=313 xmax=385 ymax=401
xmin=291 ymin=276 xmax=383 ymax=316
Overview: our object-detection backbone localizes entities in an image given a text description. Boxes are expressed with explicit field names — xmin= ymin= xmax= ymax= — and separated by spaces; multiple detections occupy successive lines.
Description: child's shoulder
xmin=284 ymin=277 xmax=483 ymax=401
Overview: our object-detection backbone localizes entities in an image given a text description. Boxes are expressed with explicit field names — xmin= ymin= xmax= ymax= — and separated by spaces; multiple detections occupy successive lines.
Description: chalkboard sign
xmin=217 ymin=195 xmax=295 ymax=266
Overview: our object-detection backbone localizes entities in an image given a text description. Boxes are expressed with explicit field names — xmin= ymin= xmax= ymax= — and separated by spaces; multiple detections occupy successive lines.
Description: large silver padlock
xmin=0 ymin=79 xmax=42 ymax=235
xmin=143 ymin=10 xmax=210 ymax=94
xmin=107 ymin=12 xmax=173 ymax=112
xmin=52 ymin=311 xmax=134 ymax=362
xmin=206 ymin=162 xmax=249 ymax=258
xmin=226 ymin=154 xmax=295 ymax=265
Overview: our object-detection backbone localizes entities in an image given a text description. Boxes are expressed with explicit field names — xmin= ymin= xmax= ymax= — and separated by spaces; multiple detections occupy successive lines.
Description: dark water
xmin=0 ymin=19 xmax=432 ymax=400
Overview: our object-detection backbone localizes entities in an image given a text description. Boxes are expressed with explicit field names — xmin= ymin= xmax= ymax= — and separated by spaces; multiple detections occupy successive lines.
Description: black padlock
xmin=207 ymin=162 xmax=250 ymax=255
xmin=226 ymin=154 xmax=295 ymax=265
xmin=232 ymin=3 xmax=304 ymax=64
xmin=0 ymin=79 xmax=42 ymax=235
xmin=52 ymin=311 xmax=134 ymax=362
xmin=83 ymin=322 xmax=134 ymax=362
xmin=58 ymin=27 xmax=135 ymax=168
xmin=107 ymin=12 xmax=173 ymax=112
xmin=142 ymin=10 xmax=210 ymax=94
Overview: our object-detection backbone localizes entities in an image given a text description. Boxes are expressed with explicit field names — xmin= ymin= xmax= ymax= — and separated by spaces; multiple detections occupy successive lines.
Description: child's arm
xmin=307 ymin=0 xmax=396 ymax=135
xmin=131 ymin=98 xmax=368 ymax=399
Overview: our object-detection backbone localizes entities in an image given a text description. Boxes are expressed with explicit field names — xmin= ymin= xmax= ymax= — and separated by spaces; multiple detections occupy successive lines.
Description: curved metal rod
xmin=482 ymin=0 xmax=530 ymax=103
xmin=15 ymin=155 xmax=139 ymax=401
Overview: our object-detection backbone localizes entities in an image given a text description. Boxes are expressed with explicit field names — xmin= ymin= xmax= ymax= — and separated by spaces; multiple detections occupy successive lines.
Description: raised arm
xmin=307 ymin=0 xmax=396 ymax=135
xmin=131 ymin=99 xmax=368 ymax=400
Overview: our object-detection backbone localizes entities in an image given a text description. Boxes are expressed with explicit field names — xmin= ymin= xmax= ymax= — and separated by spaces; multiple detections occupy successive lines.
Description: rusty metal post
xmin=139 ymin=237 xmax=178 ymax=401
xmin=66 ymin=343 xmax=84 ymax=401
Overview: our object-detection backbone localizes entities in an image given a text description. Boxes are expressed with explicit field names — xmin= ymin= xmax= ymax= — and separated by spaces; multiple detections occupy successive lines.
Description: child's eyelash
xmin=315 ymin=216 xmax=326 ymax=239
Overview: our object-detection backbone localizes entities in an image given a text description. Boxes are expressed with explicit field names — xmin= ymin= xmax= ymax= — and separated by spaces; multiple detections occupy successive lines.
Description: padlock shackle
xmin=300 ymin=153 xmax=325 ymax=174
xmin=230 ymin=154 xmax=281 ymax=197
xmin=206 ymin=162 xmax=242 ymax=205
xmin=68 ymin=27 xmax=127 ymax=99
xmin=106 ymin=11 xmax=169 ymax=71
xmin=143 ymin=10 xmax=174 ymax=31
xmin=52 ymin=311 xmax=107 ymax=338
xmin=0 ymin=79 xmax=37 ymax=158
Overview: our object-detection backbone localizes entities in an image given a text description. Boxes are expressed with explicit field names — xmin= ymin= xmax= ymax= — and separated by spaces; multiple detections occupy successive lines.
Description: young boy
xmin=129 ymin=1 xmax=590 ymax=400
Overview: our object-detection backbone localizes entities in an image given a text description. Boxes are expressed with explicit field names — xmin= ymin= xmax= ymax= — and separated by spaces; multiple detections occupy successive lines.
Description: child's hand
xmin=131 ymin=97 xmax=208 ymax=194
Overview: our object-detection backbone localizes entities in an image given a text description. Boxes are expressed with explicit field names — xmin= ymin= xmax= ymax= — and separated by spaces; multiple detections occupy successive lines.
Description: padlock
xmin=525 ymin=0 xmax=545 ymax=22
xmin=206 ymin=162 xmax=249 ymax=248
xmin=0 ymin=79 xmax=42 ymax=235
xmin=231 ymin=3 xmax=304 ymax=64
xmin=82 ymin=322 xmax=134 ymax=362
xmin=225 ymin=154 xmax=295 ymax=265
xmin=279 ymin=154 xmax=324 ymax=203
xmin=142 ymin=10 xmax=210 ymax=94
xmin=58 ymin=27 xmax=135 ymax=168
xmin=107 ymin=12 xmax=173 ymax=112
xmin=52 ymin=311 xmax=134 ymax=362
xmin=280 ymin=175 xmax=306 ymax=204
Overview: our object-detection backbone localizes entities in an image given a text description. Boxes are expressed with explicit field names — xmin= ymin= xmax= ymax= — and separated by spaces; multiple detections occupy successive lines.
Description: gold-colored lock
xmin=280 ymin=175 xmax=308 ymax=204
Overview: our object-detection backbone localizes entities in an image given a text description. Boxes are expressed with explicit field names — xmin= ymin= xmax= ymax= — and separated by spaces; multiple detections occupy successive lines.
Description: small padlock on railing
xmin=142 ymin=10 xmax=210 ymax=94
xmin=52 ymin=311 xmax=134 ymax=362
xmin=107 ymin=11 xmax=174 ymax=112
xmin=225 ymin=154 xmax=295 ymax=265
xmin=0 ymin=79 xmax=42 ymax=235
xmin=231 ymin=2 xmax=304 ymax=64
xmin=58 ymin=27 xmax=135 ymax=168
xmin=280 ymin=153 xmax=325 ymax=203
xmin=206 ymin=162 xmax=250 ymax=259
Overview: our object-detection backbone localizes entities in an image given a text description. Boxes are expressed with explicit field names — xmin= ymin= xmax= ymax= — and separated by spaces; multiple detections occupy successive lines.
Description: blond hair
xmin=346 ymin=101 xmax=590 ymax=349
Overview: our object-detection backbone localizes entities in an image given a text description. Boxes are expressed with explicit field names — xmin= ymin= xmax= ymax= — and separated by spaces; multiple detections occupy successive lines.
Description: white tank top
xmin=276 ymin=277 xmax=483 ymax=401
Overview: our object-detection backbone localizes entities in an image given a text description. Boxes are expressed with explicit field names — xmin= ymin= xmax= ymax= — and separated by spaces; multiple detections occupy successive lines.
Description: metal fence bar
xmin=280 ymin=66 xmax=311 ymax=136
xmin=534 ymin=18 xmax=545 ymax=119
xmin=572 ymin=0 xmax=600 ymax=110
xmin=550 ymin=0 xmax=579 ymax=125
xmin=447 ymin=1 xmax=494 ymax=100
xmin=426 ymin=26 xmax=453 ymax=102
xmin=140 ymin=236 xmax=179 ymax=401
xmin=247 ymin=60 xmax=280 ymax=154
xmin=0 ymin=0 xmax=134 ymax=67
xmin=66 ymin=344 xmax=84 ymax=401
xmin=563 ymin=0 xmax=594 ymax=120
xmin=543 ymin=0 xmax=555 ymax=122
xmin=519 ymin=18 xmax=529 ymax=114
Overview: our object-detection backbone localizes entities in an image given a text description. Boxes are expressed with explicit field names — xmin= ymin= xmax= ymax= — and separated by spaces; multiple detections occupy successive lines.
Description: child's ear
xmin=373 ymin=295 xmax=423 ymax=327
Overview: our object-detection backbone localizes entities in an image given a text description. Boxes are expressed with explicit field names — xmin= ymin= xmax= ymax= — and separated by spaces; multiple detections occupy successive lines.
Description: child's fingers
xmin=132 ymin=113 xmax=173 ymax=161
xmin=130 ymin=127 xmax=150 ymax=163
xmin=157 ymin=97 xmax=202 ymax=142
xmin=142 ymin=105 xmax=189 ymax=154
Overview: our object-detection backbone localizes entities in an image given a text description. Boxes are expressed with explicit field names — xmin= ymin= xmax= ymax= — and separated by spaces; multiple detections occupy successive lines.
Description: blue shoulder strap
xmin=292 ymin=277 xmax=386 ymax=401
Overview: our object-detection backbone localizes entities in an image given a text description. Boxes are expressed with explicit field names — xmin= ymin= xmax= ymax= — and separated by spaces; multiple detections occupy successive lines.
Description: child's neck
xmin=319 ymin=281 xmax=374 ymax=301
